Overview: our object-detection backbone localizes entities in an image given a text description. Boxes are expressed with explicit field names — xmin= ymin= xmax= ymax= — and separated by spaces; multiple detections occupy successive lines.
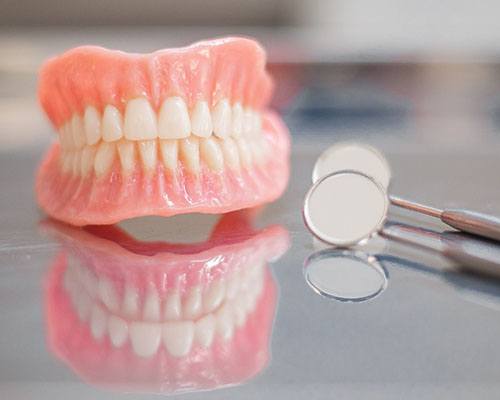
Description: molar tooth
xmin=94 ymin=142 xmax=116 ymax=177
xmin=183 ymin=286 xmax=202 ymax=320
xmin=108 ymin=315 xmax=128 ymax=348
xmin=235 ymin=137 xmax=252 ymax=168
xmin=71 ymin=114 xmax=86 ymax=148
xmin=81 ymin=145 xmax=97 ymax=176
xmin=124 ymin=98 xmax=157 ymax=140
xmin=158 ymin=97 xmax=191 ymax=139
xmin=194 ymin=314 xmax=215 ymax=348
xmin=138 ymin=140 xmax=158 ymax=172
xmin=179 ymin=137 xmax=200 ymax=174
xmin=160 ymin=139 xmax=178 ymax=172
xmin=130 ymin=322 xmax=161 ymax=358
xmin=212 ymin=99 xmax=231 ymax=138
xmin=200 ymin=137 xmax=224 ymax=171
xmin=220 ymin=137 xmax=240 ymax=170
xmin=117 ymin=140 xmax=136 ymax=175
xmin=84 ymin=106 xmax=101 ymax=145
xmin=162 ymin=321 xmax=194 ymax=357
xmin=102 ymin=105 xmax=123 ymax=142
xmin=231 ymin=102 xmax=243 ymax=137
xmin=190 ymin=100 xmax=212 ymax=138
xmin=143 ymin=288 xmax=161 ymax=321
xmin=163 ymin=292 xmax=182 ymax=320
xmin=122 ymin=284 xmax=140 ymax=318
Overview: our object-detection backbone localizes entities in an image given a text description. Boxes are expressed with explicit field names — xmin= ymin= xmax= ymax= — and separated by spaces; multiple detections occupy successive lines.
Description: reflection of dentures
xmin=43 ymin=212 xmax=289 ymax=394
xmin=37 ymin=38 xmax=290 ymax=226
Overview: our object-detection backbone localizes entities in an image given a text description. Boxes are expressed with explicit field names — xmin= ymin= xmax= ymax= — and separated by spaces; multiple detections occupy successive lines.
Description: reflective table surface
xmin=2 ymin=31 xmax=500 ymax=399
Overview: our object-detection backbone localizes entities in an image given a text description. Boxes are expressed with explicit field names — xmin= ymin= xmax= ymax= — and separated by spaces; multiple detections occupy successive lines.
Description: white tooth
xmin=233 ymin=296 xmax=247 ymax=328
xmin=212 ymin=99 xmax=231 ymax=138
xmin=183 ymin=286 xmax=202 ymax=320
xmin=252 ymin=112 xmax=262 ymax=136
xmin=243 ymin=108 xmax=254 ymax=136
xmin=143 ymin=288 xmax=161 ymax=321
xmin=194 ymin=314 xmax=215 ymax=348
xmin=250 ymin=138 xmax=264 ymax=165
xmin=138 ymin=140 xmax=158 ymax=171
xmin=60 ymin=152 xmax=73 ymax=174
xmin=159 ymin=139 xmax=178 ymax=171
xmin=203 ymin=280 xmax=225 ymax=313
xmin=215 ymin=303 xmax=234 ymax=341
xmin=162 ymin=321 xmax=194 ymax=357
xmin=98 ymin=276 xmax=119 ymax=312
xmin=225 ymin=272 xmax=240 ymax=300
xmin=59 ymin=123 xmax=71 ymax=149
xmin=158 ymin=97 xmax=191 ymax=139
xmin=220 ymin=137 xmax=240 ymax=170
xmin=108 ymin=315 xmax=128 ymax=348
xmin=84 ymin=106 xmax=101 ymax=145
xmin=75 ymin=290 xmax=92 ymax=322
xmin=90 ymin=304 xmax=107 ymax=341
xmin=190 ymin=100 xmax=212 ymax=138
xmin=129 ymin=322 xmax=161 ymax=358
xmin=72 ymin=150 xmax=81 ymax=176
xmin=80 ymin=267 xmax=98 ymax=298
xmin=117 ymin=140 xmax=136 ymax=174
xmin=235 ymin=137 xmax=252 ymax=167
xmin=243 ymin=290 xmax=256 ymax=313
xmin=179 ymin=137 xmax=200 ymax=174
xmin=102 ymin=104 xmax=123 ymax=142
xmin=122 ymin=284 xmax=140 ymax=318
xmin=200 ymin=137 xmax=224 ymax=171
xmin=71 ymin=114 xmax=86 ymax=148
xmin=124 ymin=98 xmax=157 ymax=140
xmin=81 ymin=145 xmax=97 ymax=176
xmin=232 ymin=102 xmax=243 ymax=137
xmin=94 ymin=141 xmax=116 ymax=177
xmin=163 ymin=291 xmax=182 ymax=320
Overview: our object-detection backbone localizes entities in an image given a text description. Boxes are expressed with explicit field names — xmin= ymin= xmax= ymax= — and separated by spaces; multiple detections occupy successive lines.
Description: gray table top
xmin=2 ymin=35 xmax=500 ymax=399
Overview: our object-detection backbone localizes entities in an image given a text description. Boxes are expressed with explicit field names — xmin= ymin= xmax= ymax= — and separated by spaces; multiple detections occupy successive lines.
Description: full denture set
xmin=36 ymin=38 xmax=290 ymax=225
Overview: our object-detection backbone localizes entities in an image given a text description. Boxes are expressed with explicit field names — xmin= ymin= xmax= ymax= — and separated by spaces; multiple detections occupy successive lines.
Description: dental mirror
xmin=304 ymin=249 xmax=388 ymax=302
xmin=303 ymin=170 xmax=389 ymax=247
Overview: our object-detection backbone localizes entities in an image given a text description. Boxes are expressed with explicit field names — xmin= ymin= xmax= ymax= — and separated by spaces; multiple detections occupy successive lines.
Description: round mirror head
xmin=303 ymin=170 xmax=389 ymax=247
xmin=304 ymin=249 xmax=388 ymax=302
xmin=312 ymin=142 xmax=391 ymax=189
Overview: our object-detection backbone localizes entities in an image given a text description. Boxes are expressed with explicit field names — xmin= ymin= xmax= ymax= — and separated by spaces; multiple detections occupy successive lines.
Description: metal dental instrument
xmin=311 ymin=142 xmax=500 ymax=242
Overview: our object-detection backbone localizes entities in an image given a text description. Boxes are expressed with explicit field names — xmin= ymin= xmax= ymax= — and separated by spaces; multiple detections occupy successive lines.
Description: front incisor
xmin=124 ymin=98 xmax=157 ymax=140
xmin=158 ymin=97 xmax=191 ymax=139
xmin=200 ymin=137 xmax=224 ymax=171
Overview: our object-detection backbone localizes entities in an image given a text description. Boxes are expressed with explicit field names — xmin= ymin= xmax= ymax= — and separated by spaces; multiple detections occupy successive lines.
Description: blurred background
xmin=2 ymin=0 xmax=500 ymax=154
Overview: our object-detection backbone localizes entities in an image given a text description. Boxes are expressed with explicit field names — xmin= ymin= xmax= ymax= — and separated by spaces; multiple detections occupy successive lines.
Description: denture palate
xmin=58 ymin=97 xmax=266 ymax=178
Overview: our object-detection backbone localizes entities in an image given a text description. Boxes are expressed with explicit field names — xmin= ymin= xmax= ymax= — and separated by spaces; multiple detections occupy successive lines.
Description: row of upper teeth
xmin=63 ymin=260 xmax=265 ymax=358
xmin=59 ymin=134 xmax=268 ymax=177
xmin=59 ymin=98 xmax=262 ymax=150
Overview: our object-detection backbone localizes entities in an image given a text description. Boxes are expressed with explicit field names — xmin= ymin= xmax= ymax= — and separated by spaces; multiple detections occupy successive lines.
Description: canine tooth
xmin=124 ymin=98 xmax=157 ymax=140
xmin=160 ymin=139 xmax=178 ymax=171
xmin=203 ymin=280 xmax=225 ymax=313
xmin=190 ymin=100 xmax=212 ymax=138
xmin=212 ymin=99 xmax=231 ymax=138
xmin=243 ymin=108 xmax=253 ymax=136
xmin=143 ymin=288 xmax=161 ymax=321
xmin=158 ymin=97 xmax=191 ymax=139
xmin=183 ymin=286 xmax=202 ymax=319
xmin=232 ymin=102 xmax=243 ymax=137
xmin=98 ymin=276 xmax=119 ymax=312
xmin=84 ymin=106 xmax=101 ymax=145
xmin=138 ymin=140 xmax=158 ymax=171
xmin=194 ymin=314 xmax=215 ymax=348
xmin=117 ymin=140 xmax=136 ymax=174
xmin=123 ymin=284 xmax=140 ymax=318
xmin=235 ymin=137 xmax=252 ymax=167
xmin=71 ymin=114 xmax=86 ymax=148
xmin=130 ymin=322 xmax=161 ymax=358
xmin=94 ymin=142 xmax=116 ymax=177
xmin=108 ymin=315 xmax=128 ymax=348
xmin=215 ymin=303 xmax=234 ymax=341
xmin=90 ymin=304 xmax=107 ymax=341
xmin=200 ymin=137 xmax=224 ymax=171
xmin=162 ymin=321 xmax=194 ymax=357
xmin=81 ymin=145 xmax=97 ymax=176
xmin=220 ymin=138 xmax=240 ymax=170
xmin=102 ymin=105 xmax=123 ymax=142
xmin=179 ymin=137 xmax=200 ymax=174
xmin=163 ymin=292 xmax=182 ymax=320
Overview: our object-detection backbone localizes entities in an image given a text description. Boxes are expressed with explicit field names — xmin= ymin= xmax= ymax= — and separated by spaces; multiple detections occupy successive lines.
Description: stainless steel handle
xmin=441 ymin=209 xmax=500 ymax=242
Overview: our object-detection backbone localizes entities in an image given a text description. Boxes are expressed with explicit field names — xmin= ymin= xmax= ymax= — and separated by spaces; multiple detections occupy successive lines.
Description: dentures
xmin=42 ymin=212 xmax=289 ymax=394
xmin=37 ymin=38 xmax=290 ymax=226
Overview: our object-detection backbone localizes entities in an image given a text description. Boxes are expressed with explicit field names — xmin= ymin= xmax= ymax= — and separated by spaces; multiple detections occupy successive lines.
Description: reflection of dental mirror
xmin=304 ymin=249 xmax=388 ymax=302
xmin=310 ymin=142 xmax=500 ymax=242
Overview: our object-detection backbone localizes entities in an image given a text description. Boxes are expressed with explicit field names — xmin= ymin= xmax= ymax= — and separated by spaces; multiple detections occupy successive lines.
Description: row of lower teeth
xmin=59 ymin=135 xmax=268 ymax=177
xmin=59 ymin=98 xmax=262 ymax=150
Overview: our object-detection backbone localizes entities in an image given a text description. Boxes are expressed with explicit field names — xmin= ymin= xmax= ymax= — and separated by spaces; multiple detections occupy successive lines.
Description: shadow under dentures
xmin=41 ymin=211 xmax=289 ymax=395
